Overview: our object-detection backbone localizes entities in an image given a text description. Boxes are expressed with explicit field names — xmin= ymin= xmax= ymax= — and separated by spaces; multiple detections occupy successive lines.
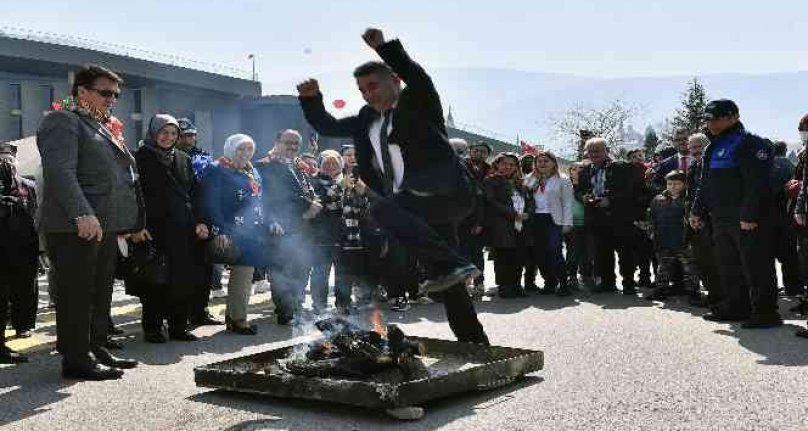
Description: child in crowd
xmin=646 ymin=170 xmax=700 ymax=301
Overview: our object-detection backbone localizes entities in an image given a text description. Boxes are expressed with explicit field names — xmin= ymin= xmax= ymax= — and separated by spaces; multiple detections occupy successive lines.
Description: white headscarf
xmin=223 ymin=133 xmax=255 ymax=160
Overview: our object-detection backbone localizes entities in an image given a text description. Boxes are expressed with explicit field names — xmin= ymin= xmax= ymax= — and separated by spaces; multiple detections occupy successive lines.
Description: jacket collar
xmin=706 ymin=121 xmax=745 ymax=141
xmin=76 ymin=113 xmax=133 ymax=161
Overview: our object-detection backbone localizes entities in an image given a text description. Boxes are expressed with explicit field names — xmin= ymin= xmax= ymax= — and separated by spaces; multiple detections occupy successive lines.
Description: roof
xmin=0 ymin=27 xmax=260 ymax=97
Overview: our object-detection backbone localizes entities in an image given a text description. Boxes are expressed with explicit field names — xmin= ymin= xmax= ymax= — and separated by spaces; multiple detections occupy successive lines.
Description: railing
xmin=452 ymin=120 xmax=519 ymax=146
xmin=0 ymin=26 xmax=253 ymax=80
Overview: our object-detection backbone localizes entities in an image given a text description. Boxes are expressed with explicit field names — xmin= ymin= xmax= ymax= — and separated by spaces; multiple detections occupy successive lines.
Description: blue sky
xmin=3 ymin=1 xmax=807 ymax=145
xmin=3 ymin=0 xmax=806 ymax=83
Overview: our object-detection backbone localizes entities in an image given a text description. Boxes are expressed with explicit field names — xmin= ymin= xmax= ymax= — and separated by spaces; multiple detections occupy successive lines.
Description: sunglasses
xmin=90 ymin=88 xmax=121 ymax=99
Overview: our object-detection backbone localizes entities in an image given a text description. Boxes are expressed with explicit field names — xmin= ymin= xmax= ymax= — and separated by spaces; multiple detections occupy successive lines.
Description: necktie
xmin=378 ymin=112 xmax=395 ymax=195
xmin=679 ymin=156 xmax=688 ymax=172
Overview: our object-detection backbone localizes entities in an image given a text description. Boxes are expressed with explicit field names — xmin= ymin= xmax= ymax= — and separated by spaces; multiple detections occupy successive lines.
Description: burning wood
xmin=280 ymin=315 xmax=425 ymax=379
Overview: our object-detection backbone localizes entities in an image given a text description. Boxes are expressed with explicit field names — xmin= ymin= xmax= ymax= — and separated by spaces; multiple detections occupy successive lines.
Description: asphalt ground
xmin=2 ymin=261 xmax=808 ymax=431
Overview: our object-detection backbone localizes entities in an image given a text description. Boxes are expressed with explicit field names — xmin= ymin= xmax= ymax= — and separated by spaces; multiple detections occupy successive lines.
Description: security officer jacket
xmin=691 ymin=121 xmax=772 ymax=223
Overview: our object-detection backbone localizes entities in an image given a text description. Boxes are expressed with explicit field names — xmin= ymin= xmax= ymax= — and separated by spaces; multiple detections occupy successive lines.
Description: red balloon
xmin=333 ymin=99 xmax=346 ymax=109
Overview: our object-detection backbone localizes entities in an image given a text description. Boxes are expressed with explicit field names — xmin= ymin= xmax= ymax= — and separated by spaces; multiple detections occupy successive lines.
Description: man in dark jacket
xmin=0 ymin=146 xmax=38 ymax=364
xmin=459 ymin=140 xmax=490 ymax=297
xmin=685 ymin=133 xmax=722 ymax=307
xmin=690 ymin=99 xmax=780 ymax=328
xmin=256 ymin=129 xmax=321 ymax=325
xmin=576 ymin=138 xmax=645 ymax=294
xmin=37 ymin=64 xmax=145 ymax=379
xmin=769 ymin=141 xmax=802 ymax=296
xmin=653 ymin=129 xmax=694 ymax=190
xmin=297 ymin=28 xmax=488 ymax=344
xmin=175 ymin=117 xmax=223 ymax=327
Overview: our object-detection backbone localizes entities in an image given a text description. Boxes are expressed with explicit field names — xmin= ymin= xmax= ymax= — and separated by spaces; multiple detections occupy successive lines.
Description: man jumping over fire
xmin=297 ymin=28 xmax=489 ymax=344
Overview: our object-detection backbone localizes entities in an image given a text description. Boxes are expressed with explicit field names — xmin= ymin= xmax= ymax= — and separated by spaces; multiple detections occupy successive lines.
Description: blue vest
xmin=708 ymin=132 xmax=745 ymax=169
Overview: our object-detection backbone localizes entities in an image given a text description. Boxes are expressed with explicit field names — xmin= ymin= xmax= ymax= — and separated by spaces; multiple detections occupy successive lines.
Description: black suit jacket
xmin=299 ymin=39 xmax=465 ymax=197
xmin=256 ymin=158 xmax=315 ymax=234
xmin=575 ymin=159 xmax=645 ymax=226
xmin=37 ymin=110 xmax=144 ymax=234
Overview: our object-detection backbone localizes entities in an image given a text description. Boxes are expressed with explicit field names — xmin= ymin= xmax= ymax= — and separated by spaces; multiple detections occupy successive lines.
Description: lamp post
xmin=248 ymin=54 xmax=256 ymax=81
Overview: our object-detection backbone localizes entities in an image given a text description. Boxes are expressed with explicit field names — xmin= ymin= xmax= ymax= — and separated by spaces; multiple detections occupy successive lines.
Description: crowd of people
xmin=2 ymin=28 xmax=808 ymax=382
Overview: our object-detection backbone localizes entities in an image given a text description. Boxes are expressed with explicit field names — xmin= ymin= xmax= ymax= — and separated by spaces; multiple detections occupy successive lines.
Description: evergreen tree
xmin=672 ymin=78 xmax=708 ymax=134
xmin=643 ymin=126 xmax=660 ymax=156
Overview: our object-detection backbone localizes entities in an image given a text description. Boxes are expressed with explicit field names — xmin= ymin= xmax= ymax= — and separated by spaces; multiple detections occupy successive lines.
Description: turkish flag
xmin=520 ymin=140 xmax=539 ymax=155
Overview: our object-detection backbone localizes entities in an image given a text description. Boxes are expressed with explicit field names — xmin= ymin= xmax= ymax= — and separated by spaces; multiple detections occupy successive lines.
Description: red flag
xmin=520 ymin=140 xmax=539 ymax=155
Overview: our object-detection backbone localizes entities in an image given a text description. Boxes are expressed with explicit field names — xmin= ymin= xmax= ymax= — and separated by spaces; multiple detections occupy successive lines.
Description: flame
xmin=370 ymin=306 xmax=387 ymax=337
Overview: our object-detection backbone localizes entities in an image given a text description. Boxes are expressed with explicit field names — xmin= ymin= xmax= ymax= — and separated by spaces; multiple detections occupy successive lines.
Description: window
xmin=9 ymin=83 xmax=22 ymax=139
xmin=9 ymin=83 xmax=21 ymax=109
xmin=134 ymin=120 xmax=143 ymax=143
xmin=41 ymin=84 xmax=55 ymax=112
xmin=132 ymin=89 xmax=142 ymax=113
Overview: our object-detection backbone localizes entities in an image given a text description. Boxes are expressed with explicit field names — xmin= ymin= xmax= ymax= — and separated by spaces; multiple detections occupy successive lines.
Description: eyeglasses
xmin=90 ymin=88 xmax=121 ymax=99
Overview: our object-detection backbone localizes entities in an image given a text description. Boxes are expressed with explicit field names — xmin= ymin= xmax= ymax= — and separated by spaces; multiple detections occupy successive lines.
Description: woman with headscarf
xmin=130 ymin=114 xmax=209 ymax=343
xmin=483 ymin=152 xmax=534 ymax=298
xmin=309 ymin=150 xmax=349 ymax=314
xmin=524 ymin=150 xmax=574 ymax=296
xmin=200 ymin=134 xmax=270 ymax=335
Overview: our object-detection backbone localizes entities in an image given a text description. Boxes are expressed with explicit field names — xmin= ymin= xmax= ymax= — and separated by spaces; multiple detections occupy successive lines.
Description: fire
xmin=370 ymin=306 xmax=387 ymax=337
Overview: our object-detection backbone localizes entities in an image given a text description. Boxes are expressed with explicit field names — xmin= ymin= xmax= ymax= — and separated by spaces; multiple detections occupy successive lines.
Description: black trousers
xmin=564 ymin=226 xmax=594 ymax=281
xmin=634 ymin=229 xmax=655 ymax=284
xmin=190 ymin=263 xmax=217 ymax=321
xmin=0 ymin=264 xmax=38 ymax=333
xmin=689 ymin=225 xmax=722 ymax=304
xmin=771 ymin=222 xmax=803 ymax=295
xmin=268 ymin=233 xmax=312 ymax=320
xmin=493 ymin=247 xmax=523 ymax=289
xmin=369 ymin=190 xmax=488 ymax=344
xmin=523 ymin=246 xmax=538 ymax=288
xmin=591 ymin=223 xmax=636 ymax=289
xmin=711 ymin=217 xmax=778 ymax=316
xmin=140 ymin=291 xmax=190 ymax=335
xmin=459 ymin=228 xmax=486 ymax=286
xmin=383 ymin=243 xmax=420 ymax=299
xmin=47 ymin=233 xmax=117 ymax=368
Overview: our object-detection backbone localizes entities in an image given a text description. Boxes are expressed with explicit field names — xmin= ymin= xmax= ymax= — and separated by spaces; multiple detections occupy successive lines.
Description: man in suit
xmin=653 ymin=129 xmax=693 ymax=190
xmin=297 ymin=28 xmax=488 ymax=344
xmin=37 ymin=64 xmax=145 ymax=380
xmin=256 ymin=129 xmax=320 ymax=325
xmin=575 ymin=138 xmax=646 ymax=294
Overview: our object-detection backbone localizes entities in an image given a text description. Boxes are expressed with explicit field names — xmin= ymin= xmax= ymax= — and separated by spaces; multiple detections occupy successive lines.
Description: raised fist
xmin=362 ymin=28 xmax=385 ymax=49
xmin=296 ymin=79 xmax=320 ymax=98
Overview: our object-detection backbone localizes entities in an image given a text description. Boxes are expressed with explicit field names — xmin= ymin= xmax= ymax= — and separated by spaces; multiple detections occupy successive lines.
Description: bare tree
xmin=547 ymin=99 xmax=638 ymax=160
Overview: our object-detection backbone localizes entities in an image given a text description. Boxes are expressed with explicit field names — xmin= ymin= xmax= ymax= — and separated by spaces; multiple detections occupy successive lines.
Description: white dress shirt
xmin=368 ymin=112 xmax=404 ymax=193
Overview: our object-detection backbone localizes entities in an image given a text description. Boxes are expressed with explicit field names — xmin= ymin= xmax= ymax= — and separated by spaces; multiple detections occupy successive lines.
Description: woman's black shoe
xmin=226 ymin=323 xmax=258 ymax=335
xmin=498 ymin=286 xmax=527 ymax=298
xmin=556 ymin=286 xmax=571 ymax=297
xmin=108 ymin=324 xmax=125 ymax=336
xmin=62 ymin=364 xmax=123 ymax=381
xmin=144 ymin=332 xmax=167 ymax=343
xmin=169 ymin=331 xmax=198 ymax=341
xmin=0 ymin=346 xmax=28 ymax=364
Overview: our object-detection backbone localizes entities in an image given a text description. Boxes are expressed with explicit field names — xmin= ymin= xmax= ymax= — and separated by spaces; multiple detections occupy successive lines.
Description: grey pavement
xmin=2 ymin=260 xmax=808 ymax=430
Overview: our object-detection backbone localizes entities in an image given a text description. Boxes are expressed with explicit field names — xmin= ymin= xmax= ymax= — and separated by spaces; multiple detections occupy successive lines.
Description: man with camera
xmin=575 ymin=137 xmax=646 ymax=294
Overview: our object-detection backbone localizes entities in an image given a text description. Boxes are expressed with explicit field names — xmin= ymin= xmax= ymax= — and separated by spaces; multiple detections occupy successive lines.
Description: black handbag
xmin=206 ymin=235 xmax=242 ymax=265
xmin=125 ymin=241 xmax=170 ymax=285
